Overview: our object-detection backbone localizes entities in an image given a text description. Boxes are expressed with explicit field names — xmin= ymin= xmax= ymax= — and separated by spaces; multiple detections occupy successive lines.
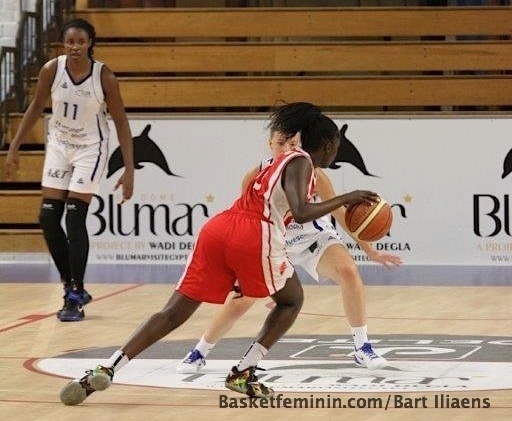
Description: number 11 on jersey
xmin=63 ymin=102 xmax=78 ymax=120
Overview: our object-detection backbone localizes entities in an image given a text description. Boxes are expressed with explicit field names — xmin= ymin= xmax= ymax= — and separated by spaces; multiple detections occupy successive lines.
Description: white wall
xmin=0 ymin=0 xmax=20 ymax=47
xmin=0 ymin=0 xmax=38 ymax=47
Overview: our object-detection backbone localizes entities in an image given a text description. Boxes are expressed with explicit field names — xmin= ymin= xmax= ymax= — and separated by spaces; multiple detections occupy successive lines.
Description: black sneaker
xmin=225 ymin=366 xmax=274 ymax=398
xmin=58 ymin=291 xmax=87 ymax=322
xmin=56 ymin=289 xmax=92 ymax=319
xmin=59 ymin=365 xmax=114 ymax=405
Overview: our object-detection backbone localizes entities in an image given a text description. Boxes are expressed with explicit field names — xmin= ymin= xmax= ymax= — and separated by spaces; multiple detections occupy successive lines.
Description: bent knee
xmin=278 ymin=289 xmax=304 ymax=311
xmin=157 ymin=306 xmax=183 ymax=330
xmin=332 ymin=263 xmax=360 ymax=283
xmin=39 ymin=199 xmax=65 ymax=228
xmin=228 ymin=297 xmax=256 ymax=317
xmin=295 ymin=287 xmax=304 ymax=307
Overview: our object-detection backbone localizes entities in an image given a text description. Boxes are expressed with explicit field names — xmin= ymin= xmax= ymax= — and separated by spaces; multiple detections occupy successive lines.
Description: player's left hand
xmin=367 ymin=250 xmax=403 ymax=268
xmin=114 ymin=169 xmax=134 ymax=204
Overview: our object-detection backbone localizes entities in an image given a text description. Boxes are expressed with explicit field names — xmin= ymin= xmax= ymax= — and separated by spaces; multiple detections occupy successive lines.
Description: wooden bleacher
xmin=75 ymin=7 xmax=512 ymax=39
xmin=0 ymin=151 xmax=44 ymax=183
xmin=1 ymin=5 xmax=511 ymax=252
xmin=82 ymin=41 xmax=512 ymax=73
xmin=74 ymin=7 xmax=512 ymax=110
xmin=7 ymin=113 xmax=45 ymax=145
xmin=0 ymin=191 xmax=41 ymax=223
xmin=0 ymin=229 xmax=46 ymax=252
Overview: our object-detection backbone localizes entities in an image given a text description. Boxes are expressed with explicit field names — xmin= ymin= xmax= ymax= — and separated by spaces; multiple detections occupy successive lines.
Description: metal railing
xmin=0 ymin=47 xmax=16 ymax=146
xmin=16 ymin=12 xmax=41 ymax=112
xmin=0 ymin=0 xmax=75 ymax=147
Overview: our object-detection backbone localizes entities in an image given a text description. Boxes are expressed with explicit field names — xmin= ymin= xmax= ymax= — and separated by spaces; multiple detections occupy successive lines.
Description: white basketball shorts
xmin=41 ymin=138 xmax=108 ymax=194
xmin=287 ymin=228 xmax=343 ymax=282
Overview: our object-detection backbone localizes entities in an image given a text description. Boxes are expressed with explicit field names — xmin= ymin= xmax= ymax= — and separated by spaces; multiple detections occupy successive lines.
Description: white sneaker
xmin=176 ymin=349 xmax=206 ymax=373
xmin=353 ymin=343 xmax=387 ymax=370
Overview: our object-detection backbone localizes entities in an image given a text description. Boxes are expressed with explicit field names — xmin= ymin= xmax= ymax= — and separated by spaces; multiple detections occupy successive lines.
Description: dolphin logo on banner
xmin=502 ymin=148 xmax=512 ymax=179
xmin=107 ymin=124 xmax=179 ymax=178
xmin=328 ymin=124 xmax=377 ymax=177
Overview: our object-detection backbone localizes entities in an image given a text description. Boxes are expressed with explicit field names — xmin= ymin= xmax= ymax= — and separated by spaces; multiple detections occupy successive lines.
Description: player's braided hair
xmin=268 ymin=102 xmax=339 ymax=153
xmin=61 ymin=18 xmax=96 ymax=58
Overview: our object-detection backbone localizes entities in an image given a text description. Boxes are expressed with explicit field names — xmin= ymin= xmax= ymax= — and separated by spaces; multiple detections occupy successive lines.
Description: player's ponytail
xmin=267 ymin=102 xmax=322 ymax=139
xmin=300 ymin=113 xmax=339 ymax=153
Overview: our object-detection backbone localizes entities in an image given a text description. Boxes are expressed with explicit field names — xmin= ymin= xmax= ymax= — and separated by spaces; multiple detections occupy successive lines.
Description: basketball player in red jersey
xmin=176 ymin=130 xmax=401 ymax=375
xmin=59 ymin=102 xmax=379 ymax=404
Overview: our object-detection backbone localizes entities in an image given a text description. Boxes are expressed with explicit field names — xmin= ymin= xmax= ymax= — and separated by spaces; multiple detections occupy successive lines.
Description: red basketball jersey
xmin=176 ymin=148 xmax=316 ymax=302
xmin=231 ymin=148 xmax=316 ymax=235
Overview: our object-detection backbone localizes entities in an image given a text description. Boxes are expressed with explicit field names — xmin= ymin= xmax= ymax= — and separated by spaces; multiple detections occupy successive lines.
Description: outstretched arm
xmin=283 ymin=156 xmax=378 ymax=224
xmin=315 ymin=168 xmax=402 ymax=267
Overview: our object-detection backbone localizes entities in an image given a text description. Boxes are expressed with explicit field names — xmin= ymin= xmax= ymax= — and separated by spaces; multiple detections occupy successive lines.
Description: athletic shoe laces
xmin=185 ymin=349 xmax=205 ymax=364
xmin=360 ymin=343 xmax=379 ymax=359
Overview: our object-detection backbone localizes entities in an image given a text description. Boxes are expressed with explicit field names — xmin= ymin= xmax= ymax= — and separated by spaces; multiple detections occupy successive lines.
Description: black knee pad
xmin=65 ymin=198 xmax=89 ymax=237
xmin=39 ymin=198 xmax=65 ymax=231
xmin=66 ymin=198 xmax=90 ymax=288
xmin=39 ymin=198 xmax=70 ymax=284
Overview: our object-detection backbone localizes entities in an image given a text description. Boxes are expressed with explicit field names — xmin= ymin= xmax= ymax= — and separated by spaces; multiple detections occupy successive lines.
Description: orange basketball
xmin=345 ymin=197 xmax=393 ymax=242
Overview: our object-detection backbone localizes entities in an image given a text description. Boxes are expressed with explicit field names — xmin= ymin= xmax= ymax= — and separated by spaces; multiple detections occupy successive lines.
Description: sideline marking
xmin=0 ymin=284 xmax=144 ymax=334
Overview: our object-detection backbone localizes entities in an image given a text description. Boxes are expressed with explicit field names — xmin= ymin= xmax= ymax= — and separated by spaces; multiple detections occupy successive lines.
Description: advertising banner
xmin=89 ymin=116 xmax=512 ymax=267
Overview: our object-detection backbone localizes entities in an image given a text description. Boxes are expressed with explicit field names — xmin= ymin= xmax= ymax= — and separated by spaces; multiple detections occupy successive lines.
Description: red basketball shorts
xmin=176 ymin=210 xmax=294 ymax=304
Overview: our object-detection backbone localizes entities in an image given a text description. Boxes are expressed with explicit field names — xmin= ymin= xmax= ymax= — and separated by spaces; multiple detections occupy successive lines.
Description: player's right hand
xmin=342 ymin=190 xmax=379 ymax=206
xmin=3 ymin=149 xmax=20 ymax=180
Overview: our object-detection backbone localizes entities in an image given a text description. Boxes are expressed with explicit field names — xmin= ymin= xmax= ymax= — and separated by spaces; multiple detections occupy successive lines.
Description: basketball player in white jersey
xmin=4 ymin=19 xmax=134 ymax=322
xmin=176 ymin=129 xmax=401 ymax=374
xmin=59 ymin=102 xmax=379 ymax=404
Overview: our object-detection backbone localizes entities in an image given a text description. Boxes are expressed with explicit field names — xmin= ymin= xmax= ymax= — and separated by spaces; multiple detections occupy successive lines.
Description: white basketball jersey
xmin=48 ymin=55 xmax=109 ymax=145
xmin=285 ymin=198 xmax=337 ymax=252
xmin=260 ymin=157 xmax=337 ymax=252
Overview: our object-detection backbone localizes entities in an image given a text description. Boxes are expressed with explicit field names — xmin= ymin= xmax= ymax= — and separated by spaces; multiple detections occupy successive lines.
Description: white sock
xmin=237 ymin=341 xmax=268 ymax=372
xmin=106 ymin=349 xmax=130 ymax=373
xmin=351 ymin=325 xmax=369 ymax=350
xmin=195 ymin=336 xmax=216 ymax=357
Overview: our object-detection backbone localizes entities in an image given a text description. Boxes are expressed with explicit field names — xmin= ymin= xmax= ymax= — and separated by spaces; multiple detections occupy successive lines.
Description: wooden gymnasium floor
xmin=0 ymin=277 xmax=511 ymax=421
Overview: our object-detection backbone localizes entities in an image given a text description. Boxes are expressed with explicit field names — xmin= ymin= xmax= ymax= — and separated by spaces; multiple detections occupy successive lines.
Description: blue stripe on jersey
xmin=312 ymin=219 xmax=324 ymax=231
xmin=90 ymin=115 xmax=104 ymax=181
